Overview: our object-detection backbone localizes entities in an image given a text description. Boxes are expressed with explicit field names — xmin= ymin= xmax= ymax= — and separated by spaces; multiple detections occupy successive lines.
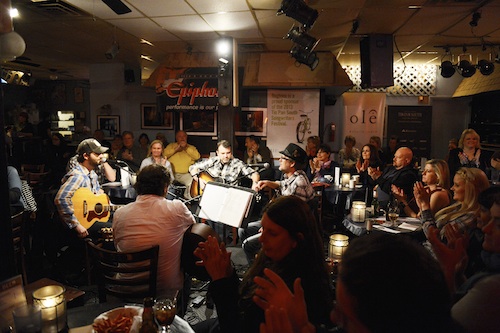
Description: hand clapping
xmin=193 ymin=235 xmax=233 ymax=281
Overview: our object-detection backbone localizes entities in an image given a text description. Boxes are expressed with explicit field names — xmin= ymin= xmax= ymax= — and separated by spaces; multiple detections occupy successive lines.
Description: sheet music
xmin=198 ymin=182 xmax=255 ymax=228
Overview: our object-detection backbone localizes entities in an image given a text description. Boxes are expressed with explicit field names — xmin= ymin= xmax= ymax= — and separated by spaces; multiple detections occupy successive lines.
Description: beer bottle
xmin=371 ymin=189 xmax=379 ymax=217
xmin=139 ymin=297 xmax=158 ymax=333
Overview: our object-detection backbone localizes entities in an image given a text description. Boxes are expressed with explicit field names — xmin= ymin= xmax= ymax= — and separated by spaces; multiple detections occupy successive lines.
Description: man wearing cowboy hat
xmin=242 ymin=143 xmax=315 ymax=263
xmin=55 ymin=138 xmax=111 ymax=239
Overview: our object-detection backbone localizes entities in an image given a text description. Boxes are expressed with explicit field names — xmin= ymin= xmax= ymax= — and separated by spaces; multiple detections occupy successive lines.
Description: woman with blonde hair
xmin=448 ymin=128 xmax=491 ymax=178
xmin=415 ymin=167 xmax=490 ymax=239
xmin=393 ymin=159 xmax=451 ymax=218
xmin=139 ymin=139 xmax=174 ymax=180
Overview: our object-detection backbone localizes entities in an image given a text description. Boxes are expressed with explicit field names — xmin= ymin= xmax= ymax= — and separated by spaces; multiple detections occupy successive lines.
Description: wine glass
xmin=154 ymin=290 xmax=178 ymax=333
xmin=387 ymin=201 xmax=400 ymax=227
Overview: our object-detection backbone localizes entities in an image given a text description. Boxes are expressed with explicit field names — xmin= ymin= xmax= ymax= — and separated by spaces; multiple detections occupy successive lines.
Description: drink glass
xmin=12 ymin=304 xmax=42 ymax=333
xmin=154 ymin=291 xmax=178 ymax=333
xmin=388 ymin=206 xmax=400 ymax=227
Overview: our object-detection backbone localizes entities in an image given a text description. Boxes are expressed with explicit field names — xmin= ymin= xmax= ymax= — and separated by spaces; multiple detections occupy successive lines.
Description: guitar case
xmin=181 ymin=223 xmax=220 ymax=281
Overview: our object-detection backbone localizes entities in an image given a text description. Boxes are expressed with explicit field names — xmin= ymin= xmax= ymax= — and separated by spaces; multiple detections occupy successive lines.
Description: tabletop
xmin=343 ymin=215 xmax=422 ymax=236
xmin=67 ymin=302 xmax=194 ymax=333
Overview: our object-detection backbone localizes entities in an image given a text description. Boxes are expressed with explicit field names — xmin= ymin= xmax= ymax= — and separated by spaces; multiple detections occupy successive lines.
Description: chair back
xmin=11 ymin=211 xmax=28 ymax=285
xmin=85 ymin=240 xmax=159 ymax=303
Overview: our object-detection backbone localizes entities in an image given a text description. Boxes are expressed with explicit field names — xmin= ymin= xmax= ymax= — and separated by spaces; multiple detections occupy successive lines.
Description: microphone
xmin=247 ymin=162 xmax=270 ymax=169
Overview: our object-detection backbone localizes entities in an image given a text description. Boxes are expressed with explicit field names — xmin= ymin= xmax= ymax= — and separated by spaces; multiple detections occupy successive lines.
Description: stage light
xmin=285 ymin=26 xmax=319 ymax=51
xmin=478 ymin=59 xmax=494 ymax=75
xmin=469 ymin=12 xmax=481 ymax=27
xmin=457 ymin=59 xmax=476 ymax=77
xmin=105 ymin=41 xmax=119 ymax=59
xmin=290 ymin=45 xmax=319 ymax=70
xmin=440 ymin=60 xmax=455 ymax=78
xmin=277 ymin=0 xmax=318 ymax=31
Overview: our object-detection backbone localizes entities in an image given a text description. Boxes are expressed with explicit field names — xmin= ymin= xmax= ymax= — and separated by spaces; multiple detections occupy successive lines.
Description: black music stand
xmin=196 ymin=181 xmax=256 ymax=229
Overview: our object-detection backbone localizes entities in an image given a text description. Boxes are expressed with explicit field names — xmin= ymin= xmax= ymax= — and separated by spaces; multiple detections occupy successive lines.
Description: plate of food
xmin=92 ymin=306 xmax=142 ymax=333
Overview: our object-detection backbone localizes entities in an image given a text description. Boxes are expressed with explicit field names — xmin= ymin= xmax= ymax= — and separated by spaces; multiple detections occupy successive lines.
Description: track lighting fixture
xmin=469 ymin=12 xmax=481 ymax=27
xmin=457 ymin=59 xmax=476 ymax=77
xmin=290 ymin=45 xmax=319 ymax=70
xmin=285 ymin=26 xmax=319 ymax=51
xmin=277 ymin=0 xmax=318 ymax=31
xmin=105 ymin=41 xmax=119 ymax=59
xmin=478 ymin=59 xmax=494 ymax=75
xmin=440 ymin=60 xmax=455 ymax=78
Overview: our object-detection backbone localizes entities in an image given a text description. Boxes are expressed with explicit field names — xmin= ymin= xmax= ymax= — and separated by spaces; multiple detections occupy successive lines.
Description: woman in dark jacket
xmin=192 ymin=196 xmax=333 ymax=333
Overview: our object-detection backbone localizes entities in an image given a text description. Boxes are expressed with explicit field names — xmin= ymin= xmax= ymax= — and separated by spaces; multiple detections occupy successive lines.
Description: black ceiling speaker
xmin=478 ymin=59 xmax=494 ymax=75
xmin=440 ymin=61 xmax=455 ymax=78
xmin=102 ymin=0 xmax=131 ymax=15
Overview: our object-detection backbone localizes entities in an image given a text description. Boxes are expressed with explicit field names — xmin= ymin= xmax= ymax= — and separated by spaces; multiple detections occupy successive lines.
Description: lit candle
xmin=328 ymin=234 xmax=349 ymax=261
xmin=351 ymin=201 xmax=366 ymax=222
xmin=32 ymin=285 xmax=67 ymax=333
xmin=334 ymin=167 xmax=340 ymax=186
xmin=341 ymin=173 xmax=350 ymax=187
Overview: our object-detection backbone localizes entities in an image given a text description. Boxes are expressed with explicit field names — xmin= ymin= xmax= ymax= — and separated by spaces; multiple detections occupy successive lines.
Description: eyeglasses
xmin=279 ymin=156 xmax=293 ymax=162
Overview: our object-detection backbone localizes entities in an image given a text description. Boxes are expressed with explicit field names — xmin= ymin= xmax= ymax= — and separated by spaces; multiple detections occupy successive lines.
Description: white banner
xmin=267 ymin=89 xmax=320 ymax=157
xmin=343 ymin=93 xmax=386 ymax=147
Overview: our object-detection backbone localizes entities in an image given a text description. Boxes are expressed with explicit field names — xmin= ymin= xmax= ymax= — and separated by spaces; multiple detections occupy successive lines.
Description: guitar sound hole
xmin=94 ymin=203 xmax=103 ymax=214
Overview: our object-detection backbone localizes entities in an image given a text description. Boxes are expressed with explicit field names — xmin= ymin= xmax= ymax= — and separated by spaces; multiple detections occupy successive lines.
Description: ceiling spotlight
xmin=457 ymin=59 xmax=476 ymax=77
xmin=469 ymin=12 xmax=481 ymax=27
xmin=105 ymin=41 xmax=119 ymax=60
xmin=290 ymin=45 xmax=319 ymax=70
xmin=285 ymin=26 xmax=319 ymax=51
xmin=277 ymin=0 xmax=318 ymax=31
xmin=440 ymin=61 xmax=455 ymax=78
xmin=478 ymin=59 xmax=494 ymax=75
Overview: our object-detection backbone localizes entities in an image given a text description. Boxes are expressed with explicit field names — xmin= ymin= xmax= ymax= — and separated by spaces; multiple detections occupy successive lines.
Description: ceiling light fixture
xmin=469 ymin=12 xmax=481 ymax=27
xmin=290 ymin=45 xmax=319 ymax=70
xmin=277 ymin=0 xmax=318 ymax=31
xmin=440 ymin=60 xmax=455 ymax=78
xmin=285 ymin=26 xmax=319 ymax=52
xmin=477 ymin=59 xmax=494 ymax=75
xmin=457 ymin=59 xmax=476 ymax=77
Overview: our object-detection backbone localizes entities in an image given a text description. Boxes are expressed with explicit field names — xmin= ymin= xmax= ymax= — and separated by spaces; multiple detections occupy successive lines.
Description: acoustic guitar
xmin=190 ymin=171 xmax=215 ymax=197
xmin=72 ymin=187 xmax=123 ymax=230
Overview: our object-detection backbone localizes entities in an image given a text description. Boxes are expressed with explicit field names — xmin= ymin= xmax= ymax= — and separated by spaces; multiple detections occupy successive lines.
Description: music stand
xmin=197 ymin=182 xmax=256 ymax=228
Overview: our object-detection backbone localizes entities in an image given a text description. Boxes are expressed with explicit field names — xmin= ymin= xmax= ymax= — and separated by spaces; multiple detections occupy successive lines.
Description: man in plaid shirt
xmin=189 ymin=139 xmax=260 ymax=191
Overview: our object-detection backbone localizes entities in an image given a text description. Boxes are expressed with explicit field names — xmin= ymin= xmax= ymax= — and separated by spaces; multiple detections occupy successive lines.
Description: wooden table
xmin=24 ymin=278 xmax=85 ymax=307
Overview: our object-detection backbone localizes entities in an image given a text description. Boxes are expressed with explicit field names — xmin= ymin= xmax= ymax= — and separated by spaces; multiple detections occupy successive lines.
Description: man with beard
xmin=55 ymin=138 xmax=111 ymax=239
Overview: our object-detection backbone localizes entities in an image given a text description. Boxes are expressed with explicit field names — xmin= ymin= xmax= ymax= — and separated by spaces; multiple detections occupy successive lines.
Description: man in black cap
xmin=241 ymin=143 xmax=315 ymax=263
xmin=54 ymin=138 xmax=111 ymax=239
xmin=254 ymin=143 xmax=315 ymax=201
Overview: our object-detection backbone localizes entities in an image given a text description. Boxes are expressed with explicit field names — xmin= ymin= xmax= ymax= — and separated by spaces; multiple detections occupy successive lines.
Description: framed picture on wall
xmin=180 ymin=110 xmax=217 ymax=136
xmin=235 ymin=107 xmax=267 ymax=136
xmin=141 ymin=103 xmax=173 ymax=129
xmin=97 ymin=115 xmax=120 ymax=140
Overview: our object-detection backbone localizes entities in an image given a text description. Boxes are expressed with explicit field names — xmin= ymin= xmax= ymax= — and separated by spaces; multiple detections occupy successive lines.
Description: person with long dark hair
xmin=192 ymin=195 xmax=333 ymax=333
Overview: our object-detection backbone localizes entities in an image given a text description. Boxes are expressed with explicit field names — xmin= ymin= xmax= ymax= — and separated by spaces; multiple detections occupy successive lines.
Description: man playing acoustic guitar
xmin=54 ymin=138 xmax=111 ymax=239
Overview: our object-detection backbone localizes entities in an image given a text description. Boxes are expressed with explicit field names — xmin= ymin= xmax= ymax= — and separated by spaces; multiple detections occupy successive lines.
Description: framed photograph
xmin=180 ymin=110 xmax=217 ymax=136
xmin=235 ymin=107 xmax=267 ymax=136
xmin=141 ymin=103 xmax=173 ymax=129
xmin=97 ymin=115 xmax=120 ymax=140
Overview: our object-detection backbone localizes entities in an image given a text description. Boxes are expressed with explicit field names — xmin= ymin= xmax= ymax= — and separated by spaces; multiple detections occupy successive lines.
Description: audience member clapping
xmin=192 ymin=196 xmax=333 ymax=333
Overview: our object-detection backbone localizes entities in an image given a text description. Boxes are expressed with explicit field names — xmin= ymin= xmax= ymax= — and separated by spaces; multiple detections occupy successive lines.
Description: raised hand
xmin=193 ymin=235 xmax=233 ymax=281
xmin=413 ymin=182 xmax=431 ymax=211
xmin=253 ymin=268 xmax=311 ymax=332
xmin=391 ymin=185 xmax=407 ymax=203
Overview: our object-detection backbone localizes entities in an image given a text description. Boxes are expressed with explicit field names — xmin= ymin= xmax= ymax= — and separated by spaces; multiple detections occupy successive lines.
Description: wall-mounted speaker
xmin=124 ymin=69 xmax=135 ymax=83
xmin=360 ymin=34 xmax=394 ymax=88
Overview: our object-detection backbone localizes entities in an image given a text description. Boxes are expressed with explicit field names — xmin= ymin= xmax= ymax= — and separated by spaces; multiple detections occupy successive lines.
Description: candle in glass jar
xmin=341 ymin=173 xmax=350 ymax=187
xmin=351 ymin=201 xmax=366 ymax=222
xmin=32 ymin=285 xmax=66 ymax=333
xmin=328 ymin=234 xmax=349 ymax=260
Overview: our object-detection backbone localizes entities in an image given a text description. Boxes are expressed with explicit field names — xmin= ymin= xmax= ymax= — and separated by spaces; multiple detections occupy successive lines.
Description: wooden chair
xmin=11 ymin=211 xmax=28 ymax=285
xmin=85 ymin=240 xmax=159 ymax=303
